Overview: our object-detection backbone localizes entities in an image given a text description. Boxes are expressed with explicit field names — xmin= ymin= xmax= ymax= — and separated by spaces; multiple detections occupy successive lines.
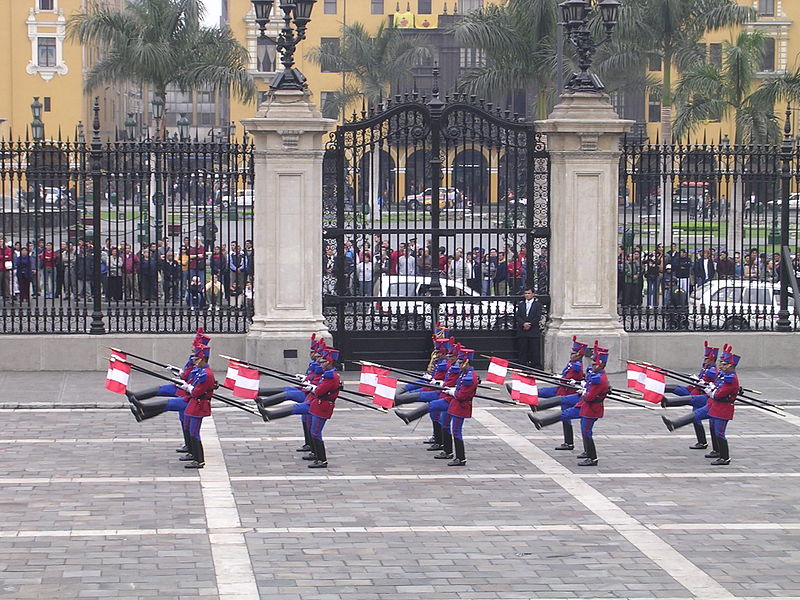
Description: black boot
xmin=664 ymin=384 xmax=679 ymax=394
xmin=394 ymin=391 xmax=422 ymax=406
xmin=179 ymin=436 xmax=196 ymax=461
xmin=296 ymin=421 xmax=313 ymax=453
xmin=184 ymin=439 xmax=205 ymax=468
xmin=257 ymin=386 xmax=285 ymax=396
xmin=258 ymin=402 xmax=295 ymax=423
xmin=555 ymin=421 xmax=574 ymax=450
xmin=129 ymin=405 xmax=143 ymax=422
xmin=395 ymin=403 xmax=430 ymax=424
xmin=689 ymin=422 xmax=708 ymax=449
xmin=661 ymin=412 xmax=695 ymax=432
xmin=126 ymin=387 xmax=162 ymax=404
xmin=528 ymin=411 xmax=561 ymax=430
xmin=302 ymin=436 xmax=318 ymax=460
xmin=662 ymin=397 xmax=692 ymax=408
xmin=137 ymin=398 xmax=170 ymax=421
xmin=435 ymin=430 xmax=453 ymax=459
xmin=426 ymin=421 xmax=444 ymax=451
xmin=532 ymin=397 xmax=562 ymax=413
xmin=448 ymin=438 xmax=467 ymax=466
xmin=577 ymin=438 xmax=598 ymax=466
xmin=257 ymin=393 xmax=289 ymax=408
xmin=710 ymin=438 xmax=730 ymax=465
xmin=176 ymin=427 xmax=192 ymax=453
xmin=705 ymin=430 xmax=720 ymax=458
xmin=308 ymin=439 xmax=328 ymax=468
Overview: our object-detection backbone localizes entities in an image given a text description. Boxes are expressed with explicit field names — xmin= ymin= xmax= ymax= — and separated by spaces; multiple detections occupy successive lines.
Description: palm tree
xmin=450 ymin=0 xmax=558 ymax=119
xmin=68 ymin=0 xmax=255 ymax=133
xmin=673 ymin=32 xmax=800 ymax=144
xmin=306 ymin=21 xmax=432 ymax=118
xmin=613 ymin=0 xmax=755 ymax=143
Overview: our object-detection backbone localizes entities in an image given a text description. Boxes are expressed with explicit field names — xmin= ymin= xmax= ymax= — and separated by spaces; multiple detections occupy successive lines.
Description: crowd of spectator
xmin=618 ymin=242 xmax=800 ymax=308
xmin=324 ymin=235 xmax=549 ymax=297
xmin=0 ymin=235 xmax=255 ymax=311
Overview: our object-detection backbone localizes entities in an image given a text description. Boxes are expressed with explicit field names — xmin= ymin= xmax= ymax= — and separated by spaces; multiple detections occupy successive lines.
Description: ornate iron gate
xmin=322 ymin=90 xmax=549 ymax=369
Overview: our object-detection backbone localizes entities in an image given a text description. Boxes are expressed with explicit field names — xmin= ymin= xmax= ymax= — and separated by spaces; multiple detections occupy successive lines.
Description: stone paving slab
xmin=0 ymin=533 xmax=216 ymax=599
xmin=244 ymin=529 xmax=689 ymax=599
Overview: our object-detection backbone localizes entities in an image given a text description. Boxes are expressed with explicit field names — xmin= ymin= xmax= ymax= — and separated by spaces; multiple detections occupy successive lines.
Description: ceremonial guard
xmin=706 ymin=348 xmax=740 ymax=465
xmin=660 ymin=342 xmax=719 ymax=450
xmin=178 ymin=344 xmax=216 ymax=469
xmin=438 ymin=348 xmax=479 ymax=466
xmin=258 ymin=347 xmax=342 ymax=468
xmin=127 ymin=329 xmax=211 ymax=455
xmin=523 ymin=337 xmax=587 ymax=450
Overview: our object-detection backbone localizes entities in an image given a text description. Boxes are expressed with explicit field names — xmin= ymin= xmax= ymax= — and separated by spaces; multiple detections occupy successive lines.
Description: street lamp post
xmin=559 ymin=0 xmax=621 ymax=93
xmin=151 ymin=94 xmax=166 ymax=243
xmin=777 ymin=105 xmax=795 ymax=332
xmin=30 ymin=97 xmax=45 ymax=248
xmin=251 ymin=0 xmax=317 ymax=90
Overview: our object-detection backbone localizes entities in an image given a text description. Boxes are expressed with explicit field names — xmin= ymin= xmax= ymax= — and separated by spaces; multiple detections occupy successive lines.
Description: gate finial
xmin=432 ymin=62 xmax=440 ymax=98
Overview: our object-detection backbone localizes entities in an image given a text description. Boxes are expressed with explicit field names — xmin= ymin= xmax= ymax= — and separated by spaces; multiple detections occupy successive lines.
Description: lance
xmin=357 ymin=359 xmax=506 ymax=396
xmin=109 ymin=357 xmax=260 ymax=416
xmin=488 ymin=354 xmax=642 ymax=400
xmin=631 ymin=361 xmax=781 ymax=412
xmin=108 ymin=346 xmax=187 ymax=374
xmin=363 ymin=371 xmax=518 ymax=406
xmin=219 ymin=355 xmax=388 ymax=413
xmin=636 ymin=360 xmax=762 ymax=395
xmin=506 ymin=367 xmax=656 ymax=411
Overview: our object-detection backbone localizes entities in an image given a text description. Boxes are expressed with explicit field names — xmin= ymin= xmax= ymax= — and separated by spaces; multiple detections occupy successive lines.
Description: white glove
xmin=689 ymin=375 xmax=702 ymax=385
xmin=167 ymin=365 xmax=182 ymax=377
xmin=294 ymin=373 xmax=305 ymax=381
xmin=703 ymin=383 xmax=715 ymax=395
xmin=579 ymin=381 xmax=587 ymax=392
xmin=567 ymin=378 xmax=576 ymax=385
xmin=303 ymin=384 xmax=316 ymax=393
xmin=180 ymin=382 xmax=194 ymax=393
xmin=445 ymin=386 xmax=457 ymax=397
xmin=422 ymin=373 xmax=433 ymax=381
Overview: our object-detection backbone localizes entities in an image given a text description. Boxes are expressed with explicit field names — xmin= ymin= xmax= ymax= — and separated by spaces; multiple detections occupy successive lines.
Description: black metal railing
xmin=0 ymin=106 xmax=254 ymax=334
xmin=619 ymin=137 xmax=799 ymax=331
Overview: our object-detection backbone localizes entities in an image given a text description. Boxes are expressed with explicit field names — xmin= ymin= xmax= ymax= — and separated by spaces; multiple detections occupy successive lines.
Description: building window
xmin=320 ymin=38 xmax=340 ymax=73
xmin=321 ymin=92 xmax=339 ymax=120
xmin=37 ymin=37 xmax=57 ymax=67
xmin=371 ymin=0 xmax=383 ymax=14
xmin=761 ymin=37 xmax=775 ymax=71
xmin=39 ymin=0 xmax=54 ymax=10
xmin=418 ymin=0 xmax=432 ymax=13
xmin=459 ymin=47 xmax=486 ymax=69
xmin=459 ymin=0 xmax=483 ymax=12
xmin=648 ymin=56 xmax=662 ymax=72
xmin=324 ymin=0 xmax=336 ymax=14
xmin=43 ymin=97 xmax=51 ymax=112
xmin=758 ymin=0 xmax=774 ymax=17
xmin=709 ymin=43 xmax=722 ymax=68
xmin=648 ymin=92 xmax=661 ymax=123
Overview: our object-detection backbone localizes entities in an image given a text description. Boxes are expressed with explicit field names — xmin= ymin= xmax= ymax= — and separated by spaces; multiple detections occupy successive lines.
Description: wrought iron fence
xmin=619 ymin=137 xmax=799 ymax=332
xmin=0 ymin=104 xmax=254 ymax=333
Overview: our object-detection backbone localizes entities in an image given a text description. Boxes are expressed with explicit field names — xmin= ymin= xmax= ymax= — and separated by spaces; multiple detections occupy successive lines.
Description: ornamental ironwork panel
xmin=322 ymin=93 xmax=550 ymax=367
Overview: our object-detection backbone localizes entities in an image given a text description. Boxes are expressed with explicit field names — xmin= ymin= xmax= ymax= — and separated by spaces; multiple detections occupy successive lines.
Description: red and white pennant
xmin=105 ymin=351 xmax=131 ymax=395
xmin=486 ymin=357 xmax=509 ymax=384
xmin=511 ymin=373 xmax=538 ymax=406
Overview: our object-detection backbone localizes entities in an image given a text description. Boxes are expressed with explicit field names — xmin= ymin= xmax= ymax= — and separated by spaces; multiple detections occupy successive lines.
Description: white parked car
xmin=219 ymin=189 xmax=254 ymax=208
xmin=374 ymin=275 xmax=517 ymax=329
xmin=689 ymin=280 xmax=796 ymax=330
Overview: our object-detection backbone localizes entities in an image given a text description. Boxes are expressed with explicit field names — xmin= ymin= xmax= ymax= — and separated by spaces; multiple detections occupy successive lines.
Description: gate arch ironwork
xmin=322 ymin=90 xmax=550 ymax=369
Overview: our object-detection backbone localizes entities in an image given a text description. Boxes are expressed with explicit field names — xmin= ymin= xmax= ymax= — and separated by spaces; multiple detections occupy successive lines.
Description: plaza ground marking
xmin=199 ymin=416 xmax=259 ymax=600
xmin=473 ymin=409 xmax=735 ymax=600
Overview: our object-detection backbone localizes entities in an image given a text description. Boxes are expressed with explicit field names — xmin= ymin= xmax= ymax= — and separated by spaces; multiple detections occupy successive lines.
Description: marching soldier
xmin=177 ymin=344 xmax=216 ymax=469
xmin=523 ymin=336 xmax=587 ymax=450
xmin=258 ymin=348 xmax=342 ymax=469
xmin=439 ymin=348 xmax=479 ymax=466
xmin=660 ymin=341 xmax=718 ymax=450
xmin=706 ymin=347 xmax=740 ymax=466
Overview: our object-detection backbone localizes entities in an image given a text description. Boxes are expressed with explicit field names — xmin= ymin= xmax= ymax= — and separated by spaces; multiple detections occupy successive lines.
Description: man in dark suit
xmin=692 ymin=248 xmax=716 ymax=288
xmin=515 ymin=287 xmax=542 ymax=368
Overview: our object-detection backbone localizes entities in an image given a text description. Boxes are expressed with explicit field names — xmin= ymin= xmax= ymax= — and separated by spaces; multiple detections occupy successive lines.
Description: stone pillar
xmin=536 ymin=92 xmax=633 ymax=373
xmin=241 ymin=90 xmax=336 ymax=371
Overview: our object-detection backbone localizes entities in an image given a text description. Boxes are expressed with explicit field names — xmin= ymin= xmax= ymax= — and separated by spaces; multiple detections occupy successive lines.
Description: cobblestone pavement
xmin=0 ymin=368 xmax=798 ymax=599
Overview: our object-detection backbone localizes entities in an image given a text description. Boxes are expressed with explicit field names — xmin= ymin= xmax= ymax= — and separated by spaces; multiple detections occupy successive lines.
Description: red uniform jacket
xmin=579 ymin=370 xmax=609 ymax=419
xmin=310 ymin=369 xmax=341 ymax=419
xmin=688 ymin=364 xmax=718 ymax=395
xmin=708 ymin=372 xmax=738 ymax=420
xmin=438 ymin=365 xmax=462 ymax=404
xmin=447 ymin=368 xmax=479 ymax=418
xmin=557 ymin=360 xmax=584 ymax=396
xmin=184 ymin=365 xmax=215 ymax=417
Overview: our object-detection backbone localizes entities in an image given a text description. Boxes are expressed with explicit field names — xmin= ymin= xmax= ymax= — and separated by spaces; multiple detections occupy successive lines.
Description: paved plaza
xmin=0 ymin=368 xmax=799 ymax=599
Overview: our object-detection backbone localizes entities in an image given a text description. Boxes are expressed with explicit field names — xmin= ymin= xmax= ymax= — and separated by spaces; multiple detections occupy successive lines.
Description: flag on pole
xmin=372 ymin=374 xmax=398 ymax=409
xmin=223 ymin=360 xmax=241 ymax=389
xmin=486 ymin=357 xmax=509 ymax=384
xmin=511 ymin=373 xmax=538 ymax=405
xmin=105 ymin=353 xmax=131 ymax=395
xmin=642 ymin=367 xmax=666 ymax=403
xmin=233 ymin=366 xmax=260 ymax=400
xmin=359 ymin=364 xmax=390 ymax=395
xmin=627 ymin=362 xmax=646 ymax=392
